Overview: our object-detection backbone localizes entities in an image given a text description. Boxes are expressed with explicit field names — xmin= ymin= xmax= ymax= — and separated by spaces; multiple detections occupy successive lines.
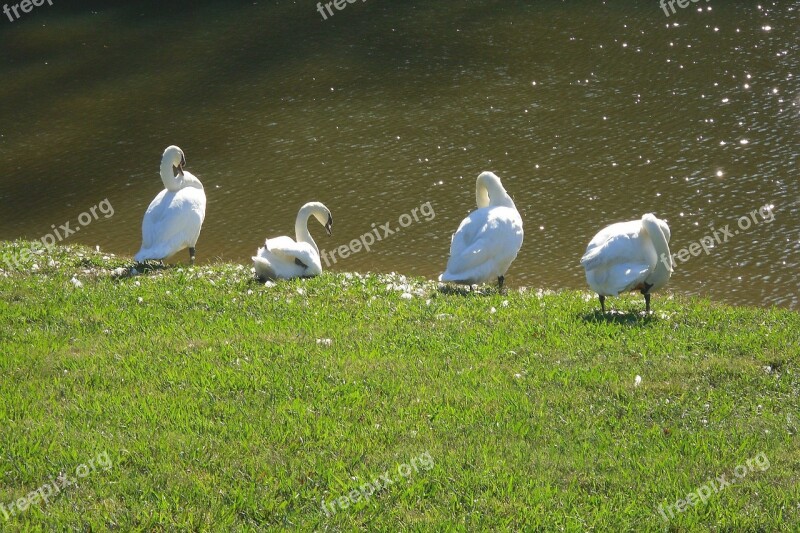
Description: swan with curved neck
xmin=252 ymin=202 xmax=333 ymax=280
xmin=439 ymin=171 xmax=524 ymax=289
xmin=135 ymin=146 xmax=206 ymax=264
xmin=580 ymin=213 xmax=673 ymax=313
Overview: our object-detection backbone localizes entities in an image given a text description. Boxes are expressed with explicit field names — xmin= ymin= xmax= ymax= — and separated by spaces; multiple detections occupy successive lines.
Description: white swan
xmin=134 ymin=146 xmax=206 ymax=264
xmin=439 ymin=171 xmax=524 ymax=289
xmin=580 ymin=213 xmax=673 ymax=313
xmin=252 ymin=202 xmax=333 ymax=280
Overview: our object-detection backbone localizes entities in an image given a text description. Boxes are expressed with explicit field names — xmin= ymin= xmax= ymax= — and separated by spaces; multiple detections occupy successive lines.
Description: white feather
xmin=252 ymin=202 xmax=332 ymax=280
xmin=581 ymin=214 xmax=672 ymax=309
xmin=440 ymin=171 xmax=524 ymax=285
xmin=134 ymin=146 xmax=206 ymax=262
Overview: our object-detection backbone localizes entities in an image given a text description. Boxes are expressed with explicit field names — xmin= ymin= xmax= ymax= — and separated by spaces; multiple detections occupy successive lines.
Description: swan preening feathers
xmin=135 ymin=146 xmax=206 ymax=264
xmin=439 ymin=171 xmax=524 ymax=289
xmin=253 ymin=202 xmax=333 ymax=280
xmin=131 ymin=148 xmax=676 ymax=315
xmin=581 ymin=214 xmax=673 ymax=314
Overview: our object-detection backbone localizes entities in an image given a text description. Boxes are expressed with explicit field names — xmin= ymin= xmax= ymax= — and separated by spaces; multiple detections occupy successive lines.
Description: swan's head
xmin=162 ymin=145 xmax=186 ymax=178
xmin=305 ymin=202 xmax=333 ymax=235
xmin=643 ymin=213 xmax=671 ymax=242
xmin=323 ymin=212 xmax=333 ymax=235
xmin=476 ymin=171 xmax=512 ymax=209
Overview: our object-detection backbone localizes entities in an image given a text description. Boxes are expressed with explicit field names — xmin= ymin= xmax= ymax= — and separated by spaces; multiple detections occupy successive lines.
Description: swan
xmin=134 ymin=146 xmax=206 ymax=264
xmin=439 ymin=171 xmax=524 ymax=289
xmin=252 ymin=202 xmax=333 ymax=280
xmin=580 ymin=213 xmax=673 ymax=313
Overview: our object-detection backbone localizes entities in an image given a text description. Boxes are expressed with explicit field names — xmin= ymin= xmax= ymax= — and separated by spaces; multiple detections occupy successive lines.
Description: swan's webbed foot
xmin=189 ymin=247 xmax=196 ymax=264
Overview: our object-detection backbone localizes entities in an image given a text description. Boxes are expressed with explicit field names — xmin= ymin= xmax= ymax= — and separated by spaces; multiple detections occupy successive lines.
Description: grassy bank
xmin=0 ymin=241 xmax=798 ymax=531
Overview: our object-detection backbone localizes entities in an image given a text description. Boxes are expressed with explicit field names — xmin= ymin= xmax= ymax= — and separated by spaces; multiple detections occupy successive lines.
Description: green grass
xmin=0 ymin=241 xmax=798 ymax=531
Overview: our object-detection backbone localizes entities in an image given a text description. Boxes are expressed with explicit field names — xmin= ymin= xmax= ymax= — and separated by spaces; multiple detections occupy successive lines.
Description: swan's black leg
xmin=498 ymin=276 xmax=505 ymax=290
xmin=599 ymin=294 xmax=606 ymax=313
xmin=641 ymin=283 xmax=653 ymax=314
xmin=189 ymin=247 xmax=196 ymax=264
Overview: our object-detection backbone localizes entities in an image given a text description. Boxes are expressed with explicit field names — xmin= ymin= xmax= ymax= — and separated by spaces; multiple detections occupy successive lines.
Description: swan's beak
xmin=325 ymin=215 xmax=333 ymax=236
xmin=175 ymin=153 xmax=186 ymax=177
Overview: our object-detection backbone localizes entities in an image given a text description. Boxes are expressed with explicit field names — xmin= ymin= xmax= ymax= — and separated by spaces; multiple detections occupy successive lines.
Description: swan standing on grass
xmin=134 ymin=146 xmax=206 ymax=264
xmin=580 ymin=213 xmax=673 ymax=314
xmin=439 ymin=171 xmax=524 ymax=289
xmin=253 ymin=202 xmax=333 ymax=280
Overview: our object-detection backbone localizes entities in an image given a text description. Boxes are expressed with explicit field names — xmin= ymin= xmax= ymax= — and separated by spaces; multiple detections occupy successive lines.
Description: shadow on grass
xmin=110 ymin=261 xmax=170 ymax=279
xmin=437 ymin=284 xmax=504 ymax=297
xmin=581 ymin=309 xmax=656 ymax=326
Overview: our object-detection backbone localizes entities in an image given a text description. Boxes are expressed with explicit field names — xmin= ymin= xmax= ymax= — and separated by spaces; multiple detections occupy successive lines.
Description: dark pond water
xmin=1 ymin=1 xmax=798 ymax=308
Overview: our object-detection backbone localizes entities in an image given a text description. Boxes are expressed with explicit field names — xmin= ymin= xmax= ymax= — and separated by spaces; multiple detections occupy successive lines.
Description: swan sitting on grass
xmin=134 ymin=146 xmax=206 ymax=264
xmin=580 ymin=213 xmax=673 ymax=314
xmin=439 ymin=171 xmax=524 ymax=289
xmin=253 ymin=202 xmax=333 ymax=280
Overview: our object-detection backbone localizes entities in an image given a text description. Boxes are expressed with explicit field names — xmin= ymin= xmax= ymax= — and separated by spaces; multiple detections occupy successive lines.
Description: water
xmin=1 ymin=1 xmax=797 ymax=309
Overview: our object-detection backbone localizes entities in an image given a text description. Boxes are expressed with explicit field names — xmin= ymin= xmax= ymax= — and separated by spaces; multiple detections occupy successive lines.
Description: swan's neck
xmin=643 ymin=216 xmax=672 ymax=276
xmin=476 ymin=183 xmax=491 ymax=209
xmin=295 ymin=207 xmax=319 ymax=254
xmin=160 ymin=160 xmax=181 ymax=192
xmin=476 ymin=175 xmax=516 ymax=209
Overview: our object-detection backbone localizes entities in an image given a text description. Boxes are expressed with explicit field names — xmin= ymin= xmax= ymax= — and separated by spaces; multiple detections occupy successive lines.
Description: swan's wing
xmin=265 ymin=237 xmax=320 ymax=271
xmin=445 ymin=217 xmax=491 ymax=274
xmin=581 ymin=220 xmax=669 ymax=295
xmin=137 ymin=188 xmax=206 ymax=260
xmin=253 ymin=252 xmax=278 ymax=280
xmin=443 ymin=207 xmax=523 ymax=279
xmin=139 ymin=190 xmax=170 ymax=247
xmin=137 ymin=190 xmax=178 ymax=259
xmin=181 ymin=171 xmax=204 ymax=191
xmin=580 ymin=222 xmax=647 ymax=272
xmin=587 ymin=262 xmax=652 ymax=296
